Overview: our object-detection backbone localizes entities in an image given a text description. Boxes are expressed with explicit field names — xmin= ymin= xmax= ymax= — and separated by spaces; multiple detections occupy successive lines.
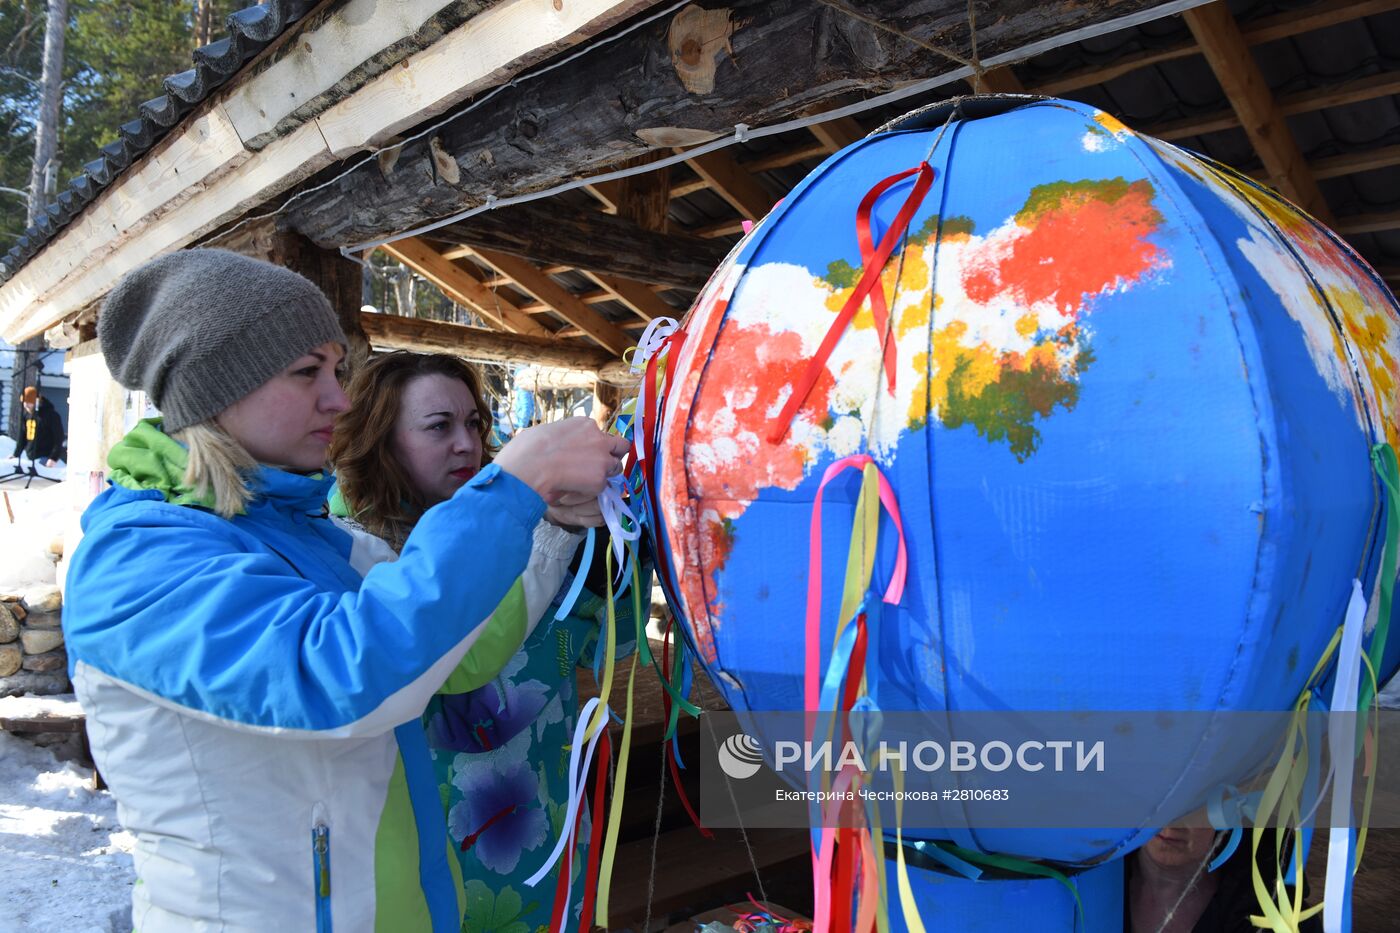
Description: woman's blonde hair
xmin=330 ymin=352 xmax=497 ymax=548
xmin=175 ymin=421 xmax=257 ymax=519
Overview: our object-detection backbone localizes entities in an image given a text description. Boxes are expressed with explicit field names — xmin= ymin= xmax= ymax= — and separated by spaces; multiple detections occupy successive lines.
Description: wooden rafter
xmin=1310 ymin=144 xmax=1400 ymax=180
xmin=379 ymin=237 xmax=549 ymax=338
xmin=1183 ymin=2 xmax=1334 ymax=223
xmin=433 ymin=206 xmax=728 ymax=290
xmin=1336 ymin=210 xmax=1400 ymax=236
xmin=1152 ymin=70 xmax=1400 ymax=141
xmin=584 ymin=271 xmax=677 ymax=322
xmin=807 ymin=117 xmax=865 ymax=152
xmin=1038 ymin=0 xmax=1399 ymax=96
xmin=469 ymin=248 xmax=633 ymax=357
xmin=975 ymin=66 xmax=1026 ymax=94
xmin=682 ymin=149 xmax=776 ymax=221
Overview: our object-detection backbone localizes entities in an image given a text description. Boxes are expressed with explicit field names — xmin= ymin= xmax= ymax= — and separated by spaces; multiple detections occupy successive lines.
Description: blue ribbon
xmin=554 ymin=527 xmax=596 ymax=622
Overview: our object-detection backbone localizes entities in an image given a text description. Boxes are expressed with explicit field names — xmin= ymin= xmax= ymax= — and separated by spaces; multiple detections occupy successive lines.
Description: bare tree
xmin=194 ymin=0 xmax=216 ymax=49
xmin=26 ymin=0 xmax=66 ymax=226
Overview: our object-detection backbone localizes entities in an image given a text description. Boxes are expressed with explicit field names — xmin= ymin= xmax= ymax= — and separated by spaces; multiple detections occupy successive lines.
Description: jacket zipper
xmin=312 ymin=821 xmax=332 ymax=933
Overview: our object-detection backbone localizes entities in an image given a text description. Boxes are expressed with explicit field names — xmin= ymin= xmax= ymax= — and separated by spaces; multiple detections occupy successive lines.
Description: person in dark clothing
xmin=1126 ymin=826 xmax=1321 ymax=933
xmin=12 ymin=386 xmax=64 ymax=467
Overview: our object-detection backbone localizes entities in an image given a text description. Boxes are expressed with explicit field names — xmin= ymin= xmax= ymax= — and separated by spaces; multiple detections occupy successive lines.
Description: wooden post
xmin=592 ymin=380 xmax=623 ymax=429
xmin=269 ymin=232 xmax=371 ymax=376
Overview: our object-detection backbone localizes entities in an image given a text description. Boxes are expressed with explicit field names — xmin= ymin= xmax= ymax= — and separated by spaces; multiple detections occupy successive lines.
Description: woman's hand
xmin=545 ymin=492 xmax=605 ymax=530
xmin=494 ymin=417 xmax=629 ymax=503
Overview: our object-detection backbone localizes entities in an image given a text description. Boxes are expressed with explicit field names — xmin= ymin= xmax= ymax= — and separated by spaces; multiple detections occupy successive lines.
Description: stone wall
xmin=0 ymin=584 xmax=68 ymax=696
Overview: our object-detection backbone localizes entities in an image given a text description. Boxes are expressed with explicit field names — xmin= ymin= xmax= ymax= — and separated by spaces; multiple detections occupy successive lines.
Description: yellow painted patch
xmin=1094 ymin=111 xmax=1130 ymax=136
xmin=1015 ymin=313 xmax=1039 ymax=338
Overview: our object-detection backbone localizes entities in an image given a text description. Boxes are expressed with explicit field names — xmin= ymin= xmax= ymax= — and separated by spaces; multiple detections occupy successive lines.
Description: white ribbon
xmin=599 ymin=473 xmax=642 ymax=574
xmin=1324 ymin=579 xmax=1368 ymax=933
xmin=628 ymin=316 xmax=679 ymax=465
xmin=524 ymin=696 xmax=610 ymax=893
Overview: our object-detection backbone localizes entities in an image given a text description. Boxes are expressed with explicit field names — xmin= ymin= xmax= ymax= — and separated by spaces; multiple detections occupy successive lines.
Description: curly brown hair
xmin=330 ymin=351 xmax=497 ymax=548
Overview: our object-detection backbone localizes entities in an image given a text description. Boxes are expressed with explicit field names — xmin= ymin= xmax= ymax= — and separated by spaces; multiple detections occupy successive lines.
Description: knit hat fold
xmin=98 ymin=249 xmax=347 ymax=432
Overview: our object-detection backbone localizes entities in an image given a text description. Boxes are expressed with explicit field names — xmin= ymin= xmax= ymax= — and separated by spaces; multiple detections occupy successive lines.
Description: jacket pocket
xmin=311 ymin=819 xmax=332 ymax=933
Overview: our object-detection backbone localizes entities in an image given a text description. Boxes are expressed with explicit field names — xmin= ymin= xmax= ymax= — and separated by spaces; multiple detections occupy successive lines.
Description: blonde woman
xmin=63 ymin=249 xmax=628 ymax=933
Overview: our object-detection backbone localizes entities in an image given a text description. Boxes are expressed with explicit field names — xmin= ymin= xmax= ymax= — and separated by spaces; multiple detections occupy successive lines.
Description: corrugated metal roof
xmin=0 ymin=0 xmax=317 ymax=283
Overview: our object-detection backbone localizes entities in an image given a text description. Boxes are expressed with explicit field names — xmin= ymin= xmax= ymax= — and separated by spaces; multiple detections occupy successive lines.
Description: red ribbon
xmin=575 ymin=728 xmax=612 ymax=932
xmin=660 ymin=610 xmax=714 ymax=839
xmin=769 ymin=163 xmax=935 ymax=445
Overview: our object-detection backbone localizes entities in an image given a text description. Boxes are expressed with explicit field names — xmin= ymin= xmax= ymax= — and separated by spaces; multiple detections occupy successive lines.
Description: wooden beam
xmin=670 ymin=141 xmax=829 ymax=198
xmin=470 ymin=248 xmax=633 ymax=356
xmin=613 ymin=155 xmax=673 ymax=232
xmin=1037 ymin=0 xmax=1400 ymax=96
xmin=1152 ymin=70 xmax=1400 ymax=141
xmin=521 ymin=288 xmax=613 ymax=313
xmin=807 ymin=117 xmax=865 ymax=152
xmin=485 ymin=264 xmax=569 ymax=286
xmin=975 ymin=65 xmax=1026 ymax=94
xmin=1311 ymin=144 xmax=1400 ymax=180
xmin=431 ymin=205 xmax=730 ymax=290
xmin=584 ymin=271 xmax=678 ymax=321
xmin=359 ymin=311 xmax=629 ymax=376
xmin=683 ymin=149 xmax=775 ymax=221
xmin=1335 ymin=210 xmax=1400 ymax=235
xmin=270 ymin=231 xmax=371 ymax=375
xmin=1183 ymin=2 xmax=1333 ymax=223
xmin=692 ymin=218 xmax=746 ymax=239
xmin=286 ymin=0 xmax=1194 ymax=248
xmin=584 ymin=180 xmax=623 ymax=213
xmin=379 ymin=236 xmax=550 ymax=337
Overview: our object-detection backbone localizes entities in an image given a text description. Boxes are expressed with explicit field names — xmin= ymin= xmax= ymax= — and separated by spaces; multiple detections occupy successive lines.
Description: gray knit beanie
xmin=99 ymin=249 xmax=348 ymax=432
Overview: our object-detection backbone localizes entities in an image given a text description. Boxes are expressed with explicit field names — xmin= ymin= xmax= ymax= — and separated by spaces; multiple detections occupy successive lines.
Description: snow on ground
xmin=0 ymin=697 xmax=134 ymax=932
xmin=0 ymin=479 xmax=70 ymax=593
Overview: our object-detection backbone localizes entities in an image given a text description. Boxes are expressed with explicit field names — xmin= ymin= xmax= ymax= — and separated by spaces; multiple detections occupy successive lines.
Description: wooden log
xmin=427 ymin=205 xmax=729 ymax=290
xmin=284 ymin=0 xmax=1186 ymax=247
xmin=268 ymin=231 xmax=372 ymax=374
xmin=361 ymin=311 xmax=607 ymax=367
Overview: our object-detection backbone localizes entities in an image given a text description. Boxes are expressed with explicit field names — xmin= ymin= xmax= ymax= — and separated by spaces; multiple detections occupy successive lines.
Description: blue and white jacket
xmin=64 ymin=420 xmax=546 ymax=932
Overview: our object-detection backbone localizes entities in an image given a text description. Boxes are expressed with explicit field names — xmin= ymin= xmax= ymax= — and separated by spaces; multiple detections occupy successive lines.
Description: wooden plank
xmin=313 ymin=0 xmax=665 ymax=158
xmin=1038 ymin=0 xmax=1400 ymax=96
xmin=976 ymin=65 xmax=1027 ymax=93
xmin=521 ymin=288 xmax=613 ymax=313
xmin=1311 ymin=144 xmax=1400 ymax=180
xmin=287 ymin=0 xmax=1192 ymax=247
xmin=1151 ymin=70 xmax=1400 ymax=141
xmin=584 ymin=270 xmax=678 ymax=321
xmin=379 ymin=236 xmax=549 ymax=337
xmin=606 ymin=828 xmax=811 ymax=928
xmin=1183 ymin=2 xmax=1333 ymax=223
xmin=693 ymin=217 xmax=746 ymax=239
xmin=359 ymin=311 xmax=620 ymax=372
xmin=432 ymin=205 xmax=731 ymax=289
xmin=471 ymin=248 xmax=633 ymax=356
xmin=683 ymin=148 xmax=775 ymax=220
xmin=221 ymin=0 xmax=475 ymax=148
xmin=584 ymin=179 xmax=623 ymax=213
xmin=806 ymin=116 xmax=866 ymax=152
xmin=1336 ymin=210 xmax=1400 ymax=235
xmin=670 ymin=140 xmax=830 ymax=198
